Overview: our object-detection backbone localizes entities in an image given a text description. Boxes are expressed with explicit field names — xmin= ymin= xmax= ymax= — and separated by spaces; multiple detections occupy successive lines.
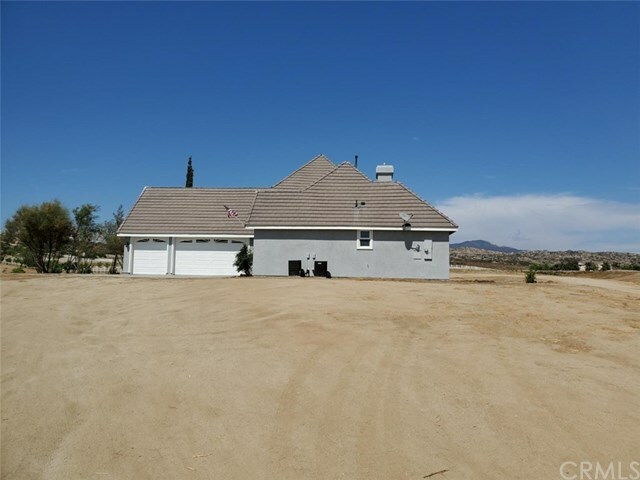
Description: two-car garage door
xmin=131 ymin=238 xmax=244 ymax=276
xmin=175 ymin=239 xmax=241 ymax=276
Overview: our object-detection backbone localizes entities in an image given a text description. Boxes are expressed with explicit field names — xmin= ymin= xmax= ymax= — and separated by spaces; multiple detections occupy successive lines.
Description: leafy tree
xmin=584 ymin=261 xmax=596 ymax=272
xmin=101 ymin=205 xmax=126 ymax=273
xmin=185 ymin=156 xmax=194 ymax=188
xmin=529 ymin=262 xmax=552 ymax=272
xmin=3 ymin=200 xmax=73 ymax=273
xmin=554 ymin=257 xmax=580 ymax=271
xmin=601 ymin=261 xmax=611 ymax=271
xmin=67 ymin=204 xmax=100 ymax=273
xmin=2 ymin=240 xmax=36 ymax=268
xmin=234 ymin=244 xmax=253 ymax=276
xmin=0 ymin=231 xmax=11 ymax=262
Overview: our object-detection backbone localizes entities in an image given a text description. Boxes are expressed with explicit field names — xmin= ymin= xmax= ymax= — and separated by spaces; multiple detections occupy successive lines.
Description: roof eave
xmin=245 ymin=225 xmax=458 ymax=232
xmin=117 ymin=232 xmax=254 ymax=238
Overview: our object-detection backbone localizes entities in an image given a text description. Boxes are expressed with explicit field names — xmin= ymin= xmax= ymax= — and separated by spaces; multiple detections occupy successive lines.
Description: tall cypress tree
xmin=185 ymin=156 xmax=194 ymax=188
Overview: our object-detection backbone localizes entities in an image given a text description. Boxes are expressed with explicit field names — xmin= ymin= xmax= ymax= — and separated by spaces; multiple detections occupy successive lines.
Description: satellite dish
xmin=399 ymin=212 xmax=413 ymax=222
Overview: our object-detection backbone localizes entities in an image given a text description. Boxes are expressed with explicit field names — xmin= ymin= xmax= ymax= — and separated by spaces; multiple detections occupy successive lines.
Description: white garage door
xmin=175 ymin=239 xmax=243 ymax=276
xmin=132 ymin=238 xmax=168 ymax=275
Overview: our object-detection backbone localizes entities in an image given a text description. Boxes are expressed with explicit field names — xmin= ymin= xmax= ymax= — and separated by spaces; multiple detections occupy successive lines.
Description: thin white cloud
xmin=436 ymin=194 xmax=640 ymax=253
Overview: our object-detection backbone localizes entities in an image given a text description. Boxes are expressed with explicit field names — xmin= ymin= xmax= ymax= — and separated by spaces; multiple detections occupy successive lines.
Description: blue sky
xmin=2 ymin=2 xmax=639 ymax=252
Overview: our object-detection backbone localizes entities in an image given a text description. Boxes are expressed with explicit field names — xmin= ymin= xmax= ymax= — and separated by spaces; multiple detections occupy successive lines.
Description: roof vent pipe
xmin=375 ymin=164 xmax=394 ymax=182
xmin=355 ymin=155 xmax=358 ymax=169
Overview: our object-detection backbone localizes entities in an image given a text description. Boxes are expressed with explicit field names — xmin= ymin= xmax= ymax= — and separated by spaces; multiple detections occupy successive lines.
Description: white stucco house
xmin=118 ymin=155 xmax=458 ymax=279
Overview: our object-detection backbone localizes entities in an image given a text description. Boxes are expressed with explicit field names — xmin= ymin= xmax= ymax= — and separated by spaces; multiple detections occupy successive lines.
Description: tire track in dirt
xmin=267 ymin=341 xmax=335 ymax=476
xmin=311 ymin=338 xmax=378 ymax=479
xmin=354 ymin=331 xmax=414 ymax=478
xmin=380 ymin=332 xmax=422 ymax=475
xmin=493 ymin=341 xmax=640 ymax=464
xmin=404 ymin=325 xmax=503 ymax=479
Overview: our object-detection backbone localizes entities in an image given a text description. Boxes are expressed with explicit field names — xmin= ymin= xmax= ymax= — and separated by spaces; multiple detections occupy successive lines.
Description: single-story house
xmin=118 ymin=154 xmax=458 ymax=279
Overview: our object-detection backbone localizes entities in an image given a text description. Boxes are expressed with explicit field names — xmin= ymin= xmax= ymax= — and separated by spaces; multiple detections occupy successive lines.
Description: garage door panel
xmin=132 ymin=239 xmax=168 ymax=275
xmin=174 ymin=240 xmax=243 ymax=276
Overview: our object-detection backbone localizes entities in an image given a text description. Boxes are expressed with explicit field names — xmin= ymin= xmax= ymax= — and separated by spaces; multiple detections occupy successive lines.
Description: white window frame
xmin=357 ymin=230 xmax=373 ymax=250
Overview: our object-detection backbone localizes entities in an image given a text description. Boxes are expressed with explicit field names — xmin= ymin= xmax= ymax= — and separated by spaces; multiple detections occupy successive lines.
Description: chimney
xmin=375 ymin=163 xmax=394 ymax=182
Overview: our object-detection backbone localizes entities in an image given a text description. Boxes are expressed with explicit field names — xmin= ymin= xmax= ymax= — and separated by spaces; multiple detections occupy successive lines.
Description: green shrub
xmin=63 ymin=261 xmax=76 ymax=273
xmin=76 ymin=263 xmax=93 ymax=274
xmin=11 ymin=267 xmax=25 ymax=273
xmin=525 ymin=269 xmax=537 ymax=283
xmin=619 ymin=263 xmax=640 ymax=271
xmin=529 ymin=262 xmax=552 ymax=272
xmin=553 ymin=258 xmax=580 ymax=271
xmin=234 ymin=244 xmax=253 ymax=276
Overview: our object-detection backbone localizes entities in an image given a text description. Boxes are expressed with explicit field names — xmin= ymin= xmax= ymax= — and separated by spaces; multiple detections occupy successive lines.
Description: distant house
xmin=118 ymin=155 xmax=458 ymax=279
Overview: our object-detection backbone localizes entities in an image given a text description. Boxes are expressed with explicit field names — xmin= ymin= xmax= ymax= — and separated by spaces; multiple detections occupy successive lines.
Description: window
xmin=357 ymin=230 xmax=373 ymax=249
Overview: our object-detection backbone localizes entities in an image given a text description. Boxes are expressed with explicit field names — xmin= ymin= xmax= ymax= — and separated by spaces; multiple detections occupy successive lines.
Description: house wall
xmin=252 ymin=229 xmax=452 ymax=279
xmin=122 ymin=239 xmax=131 ymax=274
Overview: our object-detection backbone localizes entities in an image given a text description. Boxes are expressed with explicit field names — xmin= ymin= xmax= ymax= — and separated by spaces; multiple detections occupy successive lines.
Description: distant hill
xmin=451 ymin=240 xmax=521 ymax=253
xmin=450 ymin=245 xmax=640 ymax=271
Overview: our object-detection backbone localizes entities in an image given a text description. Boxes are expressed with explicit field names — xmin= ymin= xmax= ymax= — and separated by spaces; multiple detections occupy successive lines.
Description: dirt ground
xmin=1 ymin=271 xmax=639 ymax=479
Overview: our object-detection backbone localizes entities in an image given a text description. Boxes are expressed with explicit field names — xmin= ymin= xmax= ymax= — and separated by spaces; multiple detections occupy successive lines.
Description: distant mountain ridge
xmin=451 ymin=240 xmax=521 ymax=253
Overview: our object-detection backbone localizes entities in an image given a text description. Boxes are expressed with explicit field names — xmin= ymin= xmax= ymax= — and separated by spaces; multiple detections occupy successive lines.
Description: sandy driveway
xmin=1 ymin=272 xmax=639 ymax=479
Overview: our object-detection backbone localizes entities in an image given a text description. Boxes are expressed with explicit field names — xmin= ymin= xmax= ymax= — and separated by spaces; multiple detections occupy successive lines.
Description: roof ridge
xmin=304 ymin=162 xmax=371 ymax=190
xmin=246 ymin=190 xmax=260 ymax=225
xmin=143 ymin=186 xmax=262 ymax=191
xmin=271 ymin=154 xmax=334 ymax=189
xmin=394 ymin=181 xmax=459 ymax=228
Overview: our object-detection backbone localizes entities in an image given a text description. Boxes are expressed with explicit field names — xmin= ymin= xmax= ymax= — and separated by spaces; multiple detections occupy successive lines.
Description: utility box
xmin=313 ymin=261 xmax=328 ymax=277
xmin=423 ymin=240 xmax=433 ymax=260
xmin=288 ymin=260 xmax=302 ymax=276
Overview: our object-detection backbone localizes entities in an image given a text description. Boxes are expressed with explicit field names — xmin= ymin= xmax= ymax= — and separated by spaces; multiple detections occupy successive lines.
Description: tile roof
xmin=247 ymin=162 xmax=458 ymax=230
xmin=271 ymin=154 xmax=336 ymax=191
xmin=119 ymin=155 xmax=457 ymax=235
xmin=118 ymin=187 xmax=257 ymax=236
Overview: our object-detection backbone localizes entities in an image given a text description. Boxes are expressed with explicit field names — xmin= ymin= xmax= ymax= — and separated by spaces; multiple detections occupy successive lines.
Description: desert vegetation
xmin=451 ymin=247 xmax=640 ymax=272
xmin=1 ymin=200 xmax=125 ymax=274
